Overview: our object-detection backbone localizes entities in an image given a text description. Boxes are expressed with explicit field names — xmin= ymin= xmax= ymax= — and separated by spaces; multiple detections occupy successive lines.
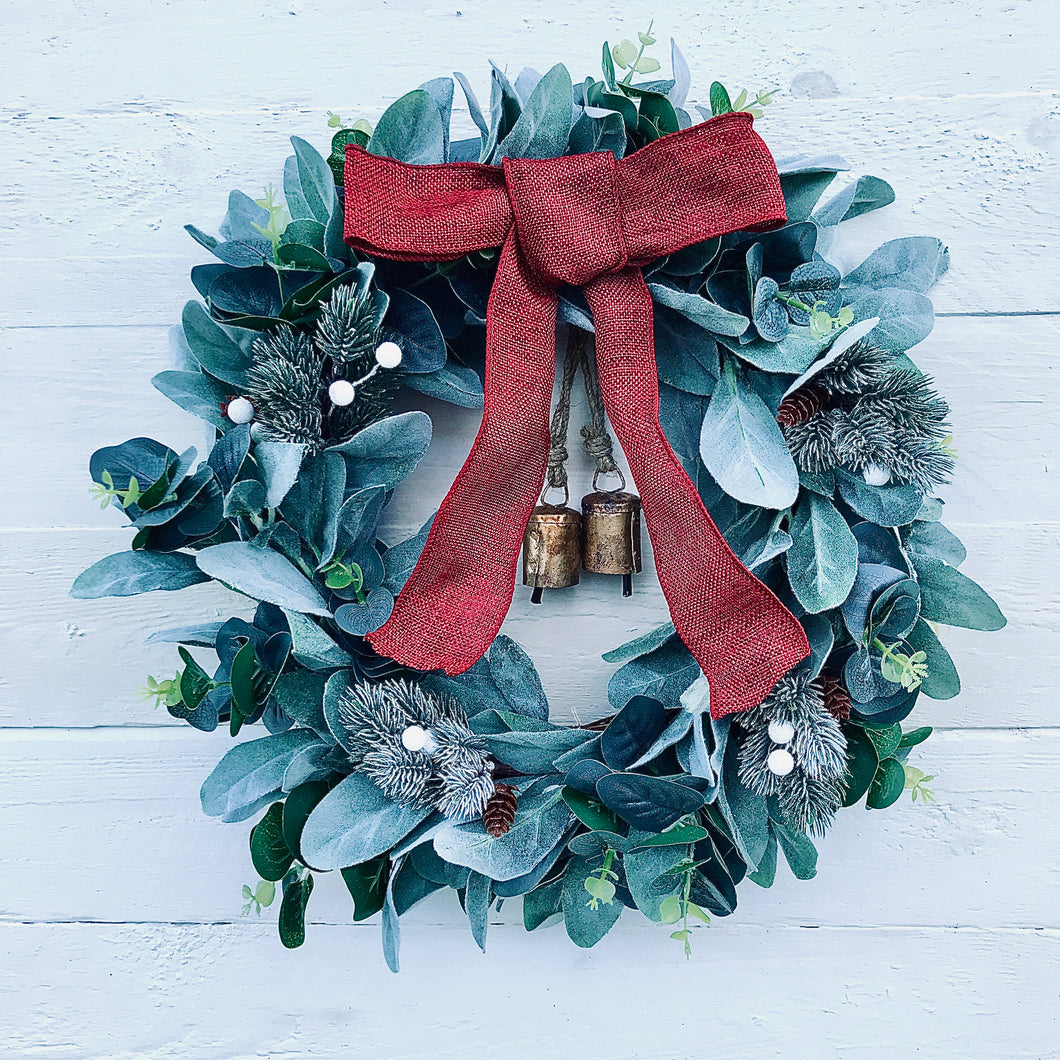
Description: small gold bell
xmin=581 ymin=489 xmax=642 ymax=597
xmin=522 ymin=501 xmax=582 ymax=604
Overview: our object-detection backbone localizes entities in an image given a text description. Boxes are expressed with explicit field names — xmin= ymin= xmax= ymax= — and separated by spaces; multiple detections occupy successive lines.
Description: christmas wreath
xmin=73 ymin=29 xmax=1005 ymax=968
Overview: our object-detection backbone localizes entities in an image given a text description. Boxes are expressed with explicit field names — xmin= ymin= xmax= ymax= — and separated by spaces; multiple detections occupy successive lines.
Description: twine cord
xmin=543 ymin=328 xmax=625 ymax=503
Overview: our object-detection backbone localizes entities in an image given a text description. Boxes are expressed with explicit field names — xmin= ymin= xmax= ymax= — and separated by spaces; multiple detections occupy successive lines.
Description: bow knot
xmin=503 ymin=153 xmax=628 ymax=287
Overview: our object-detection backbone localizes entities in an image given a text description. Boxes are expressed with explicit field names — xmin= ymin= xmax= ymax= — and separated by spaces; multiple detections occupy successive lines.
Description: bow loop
xmin=503 ymin=153 xmax=628 ymax=287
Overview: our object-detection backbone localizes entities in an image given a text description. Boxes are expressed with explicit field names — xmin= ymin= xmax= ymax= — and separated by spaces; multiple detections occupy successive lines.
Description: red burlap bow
xmin=345 ymin=112 xmax=809 ymax=717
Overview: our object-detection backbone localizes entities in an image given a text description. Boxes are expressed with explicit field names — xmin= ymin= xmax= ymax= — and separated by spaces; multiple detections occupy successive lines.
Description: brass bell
xmin=522 ymin=500 xmax=582 ymax=604
xmin=581 ymin=489 xmax=642 ymax=597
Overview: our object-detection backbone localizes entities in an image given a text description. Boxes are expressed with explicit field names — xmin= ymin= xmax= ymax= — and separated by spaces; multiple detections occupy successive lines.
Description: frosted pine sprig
xmin=737 ymin=671 xmax=848 ymax=837
xmin=339 ymin=680 xmax=495 ymax=820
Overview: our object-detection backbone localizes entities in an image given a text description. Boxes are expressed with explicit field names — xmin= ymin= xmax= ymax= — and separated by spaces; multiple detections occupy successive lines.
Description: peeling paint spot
xmin=789 ymin=70 xmax=840 ymax=99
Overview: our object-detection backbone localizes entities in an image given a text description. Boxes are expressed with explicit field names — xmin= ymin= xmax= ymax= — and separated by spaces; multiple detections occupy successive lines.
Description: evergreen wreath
xmin=73 ymin=28 xmax=1005 ymax=968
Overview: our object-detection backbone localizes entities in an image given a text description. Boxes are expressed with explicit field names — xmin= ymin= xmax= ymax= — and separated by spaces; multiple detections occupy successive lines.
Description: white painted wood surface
xmin=2 ymin=2 xmax=1058 ymax=1056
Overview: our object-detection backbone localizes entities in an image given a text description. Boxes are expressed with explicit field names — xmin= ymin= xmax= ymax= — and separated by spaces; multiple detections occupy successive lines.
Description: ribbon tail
xmin=368 ymin=234 xmax=558 ymax=674
xmin=583 ymin=270 xmax=809 ymax=717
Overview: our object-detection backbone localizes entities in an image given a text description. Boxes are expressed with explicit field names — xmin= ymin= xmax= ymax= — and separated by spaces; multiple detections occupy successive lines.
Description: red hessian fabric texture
xmin=344 ymin=112 xmax=809 ymax=717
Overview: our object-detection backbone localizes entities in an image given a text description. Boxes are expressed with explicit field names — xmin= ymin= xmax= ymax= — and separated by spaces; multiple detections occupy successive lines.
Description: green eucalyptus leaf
xmin=841 ymin=724 xmax=880 ymax=807
xmin=250 ymin=803 xmax=294 ymax=881
xmin=906 ymin=619 xmax=960 ymax=699
xmin=867 ymin=757 xmax=906 ymax=809
xmin=595 ymin=773 xmax=704 ymax=832
xmin=341 ymin=856 xmax=390 ymax=921
xmin=561 ymin=788 xmax=622 ymax=832
xmin=278 ymin=872 xmax=314 ymax=949
xmin=709 ymin=81 xmax=733 ymax=116
xmin=282 ymin=780 xmax=333 ymax=864
xmin=523 ymin=878 xmax=564 ymax=931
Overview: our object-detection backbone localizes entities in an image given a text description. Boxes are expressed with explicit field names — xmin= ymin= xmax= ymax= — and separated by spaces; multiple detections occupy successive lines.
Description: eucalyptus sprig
xmin=241 ymin=879 xmax=276 ymax=916
xmin=875 ymin=639 xmax=929 ymax=690
xmin=904 ymin=764 xmax=937 ymax=803
xmin=775 ymin=293 xmax=855 ymax=340
xmin=584 ymin=847 xmax=619 ymax=909
xmin=90 ymin=469 xmax=141 ymax=511
xmin=611 ymin=22 xmax=660 ymax=84
xmin=658 ymin=851 xmax=711 ymax=958
xmin=251 ymin=185 xmax=290 ymax=254
xmin=139 ymin=673 xmax=182 ymax=709
xmin=321 ymin=552 xmax=367 ymax=603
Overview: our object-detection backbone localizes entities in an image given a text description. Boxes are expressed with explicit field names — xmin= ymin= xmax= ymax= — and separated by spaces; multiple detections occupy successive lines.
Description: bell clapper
xmin=622 ymin=573 xmax=633 ymax=597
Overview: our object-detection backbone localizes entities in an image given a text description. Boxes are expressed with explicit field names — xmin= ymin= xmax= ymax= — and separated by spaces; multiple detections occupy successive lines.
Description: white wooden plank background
xmin=2 ymin=1 xmax=1058 ymax=1057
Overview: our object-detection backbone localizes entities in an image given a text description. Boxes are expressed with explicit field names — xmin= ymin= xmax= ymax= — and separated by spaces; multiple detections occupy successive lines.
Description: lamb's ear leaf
xmin=72 ymin=550 xmax=210 ymax=599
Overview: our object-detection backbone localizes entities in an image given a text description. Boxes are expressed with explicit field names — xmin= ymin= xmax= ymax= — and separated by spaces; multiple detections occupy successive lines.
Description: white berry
xmin=401 ymin=725 xmax=429 ymax=752
xmin=863 ymin=463 xmax=892 ymax=487
xmin=768 ymin=719 xmax=795 ymax=745
xmin=226 ymin=396 xmax=254 ymax=424
xmin=767 ymin=748 xmax=795 ymax=776
xmin=328 ymin=379 xmax=356 ymax=407
xmin=374 ymin=341 xmax=403 ymax=369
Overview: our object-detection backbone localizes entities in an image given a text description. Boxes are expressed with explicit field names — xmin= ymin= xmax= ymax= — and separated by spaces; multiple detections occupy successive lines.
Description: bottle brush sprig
xmin=339 ymin=680 xmax=496 ymax=820
xmin=737 ymin=671 xmax=847 ymax=837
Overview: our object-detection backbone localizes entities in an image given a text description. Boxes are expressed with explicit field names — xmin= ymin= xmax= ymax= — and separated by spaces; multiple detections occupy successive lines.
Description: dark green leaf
xmin=341 ymin=857 xmax=390 ymax=921
xmin=841 ymin=724 xmax=880 ymax=807
xmin=600 ymin=695 xmax=668 ymax=770
xmin=595 ymin=773 xmax=704 ymax=832
xmin=561 ymin=788 xmax=622 ymax=833
xmin=278 ymin=872 xmax=314 ymax=949
xmin=250 ymin=803 xmax=294 ymax=881
xmin=867 ymin=757 xmax=906 ymax=809
xmin=709 ymin=81 xmax=733 ymax=115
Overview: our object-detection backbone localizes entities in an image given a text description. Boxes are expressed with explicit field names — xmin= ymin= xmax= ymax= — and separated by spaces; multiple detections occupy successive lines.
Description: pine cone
xmin=777 ymin=385 xmax=827 ymax=427
xmin=818 ymin=675 xmax=851 ymax=721
xmin=483 ymin=783 xmax=518 ymax=837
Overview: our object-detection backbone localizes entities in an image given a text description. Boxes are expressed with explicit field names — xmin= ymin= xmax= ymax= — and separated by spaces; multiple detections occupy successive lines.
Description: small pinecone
xmin=818 ymin=675 xmax=851 ymax=721
xmin=777 ymin=385 xmax=828 ymax=427
xmin=483 ymin=783 xmax=518 ymax=837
